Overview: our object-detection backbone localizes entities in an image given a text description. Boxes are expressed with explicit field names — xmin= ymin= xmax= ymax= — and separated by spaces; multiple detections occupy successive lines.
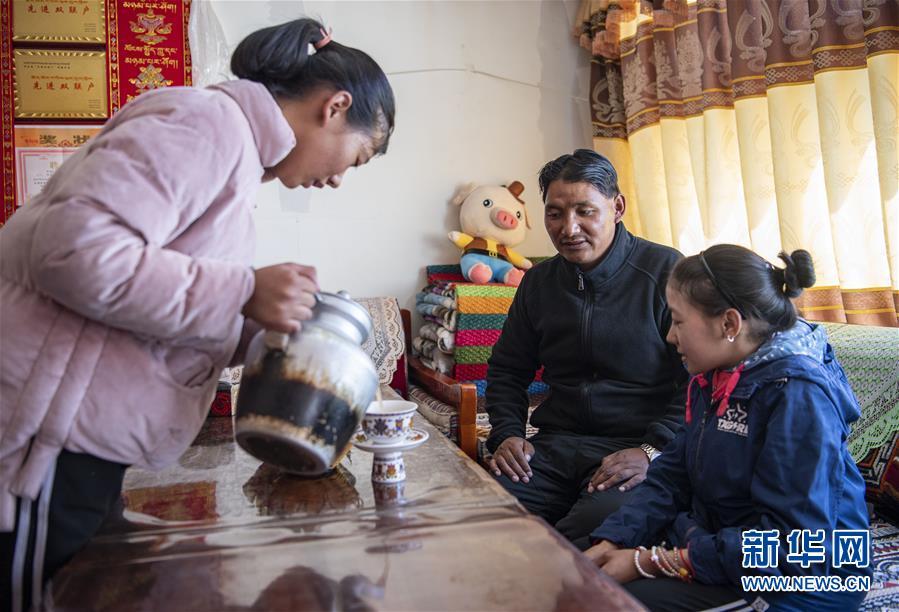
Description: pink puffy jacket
xmin=0 ymin=80 xmax=295 ymax=531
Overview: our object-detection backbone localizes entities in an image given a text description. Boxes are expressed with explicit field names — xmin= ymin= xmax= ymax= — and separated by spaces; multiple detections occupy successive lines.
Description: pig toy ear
xmin=506 ymin=181 xmax=525 ymax=200
xmin=451 ymin=182 xmax=478 ymax=206
xmin=503 ymin=181 xmax=531 ymax=229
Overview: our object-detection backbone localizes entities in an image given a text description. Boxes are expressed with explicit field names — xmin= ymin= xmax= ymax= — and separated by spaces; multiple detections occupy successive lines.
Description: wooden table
xmin=50 ymin=392 xmax=642 ymax=611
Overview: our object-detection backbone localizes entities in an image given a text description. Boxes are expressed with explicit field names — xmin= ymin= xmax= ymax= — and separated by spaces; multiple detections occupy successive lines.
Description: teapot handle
xmin=262 ymin=293 xmax=325 ymax=351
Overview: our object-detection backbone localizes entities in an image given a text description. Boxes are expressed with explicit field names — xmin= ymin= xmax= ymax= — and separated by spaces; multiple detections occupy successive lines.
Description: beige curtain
xmin=575 ymin=0 xmax=899 ymax=327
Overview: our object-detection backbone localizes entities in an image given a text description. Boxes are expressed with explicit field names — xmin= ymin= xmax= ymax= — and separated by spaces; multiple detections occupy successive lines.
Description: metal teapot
xmin=235 ymin=291 xmax=379 ymax=476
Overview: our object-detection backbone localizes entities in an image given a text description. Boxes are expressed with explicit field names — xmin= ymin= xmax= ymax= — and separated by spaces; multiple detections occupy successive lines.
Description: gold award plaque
xmin=12 ymin=0 xmax=107 ymax=43
xmin=14 ymin=49 xmax=109 ymax=119
xmin=12 ymin=0 xmax=106 ymax=44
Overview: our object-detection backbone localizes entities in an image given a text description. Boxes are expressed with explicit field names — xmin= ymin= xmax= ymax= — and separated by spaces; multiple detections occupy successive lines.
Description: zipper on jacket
xmin=583 ymin=286 xmax=594 ymax=366
xmin=580 ymin=379 xmax=590 ymax=430
xmin=579 ymin=272 xmax=595 ymax=429
xmin=692 ymin=383 xmax=711 ymax=482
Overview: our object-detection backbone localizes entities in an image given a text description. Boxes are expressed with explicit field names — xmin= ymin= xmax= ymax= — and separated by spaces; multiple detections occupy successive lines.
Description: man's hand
xmin=588 ymin=448 xmax=649 ymax=493
xmin=242 ymin=264 xmax=319 ymax=333
xmin=584 ymin=539 xmax=619 ymax=566
xmin=488 ymin=436 xmax=535 ymax=484
xmin=597 ymin=548 xmax=642 ymax=583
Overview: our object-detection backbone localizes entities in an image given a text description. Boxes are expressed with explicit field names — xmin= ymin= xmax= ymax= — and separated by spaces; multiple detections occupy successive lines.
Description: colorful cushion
xmin=422 ymin=267 xmax=550 ymax=398
xmin=410 ymin=385 xmax=457 ymax=441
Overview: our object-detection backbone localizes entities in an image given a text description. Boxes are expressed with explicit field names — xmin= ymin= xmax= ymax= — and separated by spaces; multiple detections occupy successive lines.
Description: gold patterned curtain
xmin=574 ymin=0 xmax=899 ymax=326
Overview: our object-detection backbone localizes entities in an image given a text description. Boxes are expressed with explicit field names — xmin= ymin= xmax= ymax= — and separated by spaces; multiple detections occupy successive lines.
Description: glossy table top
xmin=51 ymin=389 xmax=642 ymax=611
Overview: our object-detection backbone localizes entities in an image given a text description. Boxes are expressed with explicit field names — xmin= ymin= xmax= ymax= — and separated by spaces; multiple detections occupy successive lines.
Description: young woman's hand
xmin=597 ymin=548 xmax=641 ymax=583
xmin=584 ymin=540 xmax=620 ymax=566
xmin=488 ymin=436 xmax=535 ymax=483
xmin=242 ymin=263 xmax=319 ymax=333
xmin=588 ymin=448 xmax=650 ymax=493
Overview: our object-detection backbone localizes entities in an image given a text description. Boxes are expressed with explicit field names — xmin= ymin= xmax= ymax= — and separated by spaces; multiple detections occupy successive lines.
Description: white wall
xmin=205 ymin=0 xmax=591 ymax=311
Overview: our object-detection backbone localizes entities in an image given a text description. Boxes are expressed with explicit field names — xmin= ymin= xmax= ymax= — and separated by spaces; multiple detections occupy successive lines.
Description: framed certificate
xmin=14 ymin=125 xmax=102 ymax=206
xmin=13 ymin=49 xmax=108 ymax=118
xmin=12 ymin=0 xmax=106 ymax=43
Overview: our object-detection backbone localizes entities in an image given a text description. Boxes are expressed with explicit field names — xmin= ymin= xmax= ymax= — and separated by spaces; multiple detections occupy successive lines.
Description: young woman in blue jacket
xmin=587 ymin=245 xmax=871 ymax=611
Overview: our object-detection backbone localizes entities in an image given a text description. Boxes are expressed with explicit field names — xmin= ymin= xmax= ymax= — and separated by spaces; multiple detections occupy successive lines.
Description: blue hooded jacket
xmin=592 ymin=320 xmax=871 ymax=609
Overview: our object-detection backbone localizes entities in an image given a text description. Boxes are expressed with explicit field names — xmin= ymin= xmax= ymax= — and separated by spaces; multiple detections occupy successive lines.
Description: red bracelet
xmin=680 ymin=546 xmax=695 ymax=576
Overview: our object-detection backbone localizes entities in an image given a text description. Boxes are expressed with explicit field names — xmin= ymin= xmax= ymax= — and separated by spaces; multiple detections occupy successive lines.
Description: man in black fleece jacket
xmin=486 ymin=149 xmax=687 ymax=548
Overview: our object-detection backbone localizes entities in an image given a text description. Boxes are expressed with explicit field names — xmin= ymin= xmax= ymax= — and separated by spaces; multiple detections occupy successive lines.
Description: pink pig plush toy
xmin=448 ymin=181 xmax=533 ymax=286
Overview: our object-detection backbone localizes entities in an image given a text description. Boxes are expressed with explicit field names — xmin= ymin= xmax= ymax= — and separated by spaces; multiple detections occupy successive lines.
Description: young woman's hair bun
xmin=777 ymin=249 xmax=815 ymax=298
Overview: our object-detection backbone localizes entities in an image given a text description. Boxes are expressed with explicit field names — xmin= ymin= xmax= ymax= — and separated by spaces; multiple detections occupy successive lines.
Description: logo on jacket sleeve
xmin=717 ymin=402 xmax=748 ymax=437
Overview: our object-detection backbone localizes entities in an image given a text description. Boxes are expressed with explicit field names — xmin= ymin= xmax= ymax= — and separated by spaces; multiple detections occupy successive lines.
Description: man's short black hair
xmin=538 ymin=149 xmax=621 ymax=202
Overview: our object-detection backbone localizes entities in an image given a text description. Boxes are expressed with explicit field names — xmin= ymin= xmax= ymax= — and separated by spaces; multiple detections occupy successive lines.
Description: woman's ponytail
xmin=230 ymin=18 xmax=395 ymax=154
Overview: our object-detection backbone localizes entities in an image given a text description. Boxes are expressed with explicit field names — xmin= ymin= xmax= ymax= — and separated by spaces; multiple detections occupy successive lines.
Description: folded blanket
xmin=416 ymin=302 xmax=443 ymax=316
xmin=422 ymin=281 xmax=456 ymax=299
xmin=412 ymin=336 xmax=438 ymax=358
xmin=416 ymin=302 xmax=457 ymax=330
xmin=416 ymin=292 xmax=455 ymax=310
xmin=423 ymin=309 xmax=457 ymax=331
xmin=421 ymin=352 xmax=454 ymax=376
xmin=419 ymin=322 xmax=454 ymax=353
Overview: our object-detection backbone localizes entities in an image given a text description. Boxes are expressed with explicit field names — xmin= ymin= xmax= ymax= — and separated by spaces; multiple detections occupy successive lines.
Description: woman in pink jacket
xmin=0 ymin=17 xmax=395 ymax=610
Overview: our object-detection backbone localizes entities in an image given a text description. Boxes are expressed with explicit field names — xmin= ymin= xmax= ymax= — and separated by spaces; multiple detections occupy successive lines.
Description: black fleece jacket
xmin=485 ymin=223 xmax=687 ymax=452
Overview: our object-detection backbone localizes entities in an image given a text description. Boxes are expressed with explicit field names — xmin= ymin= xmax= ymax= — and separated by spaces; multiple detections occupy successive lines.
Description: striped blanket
xmin=425 ymin=264 xmax=548 ymax=397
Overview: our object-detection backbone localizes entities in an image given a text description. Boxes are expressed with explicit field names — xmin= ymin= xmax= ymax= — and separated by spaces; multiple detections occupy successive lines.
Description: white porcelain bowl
xmin=361 ymin=400 xmax=417 ymax=445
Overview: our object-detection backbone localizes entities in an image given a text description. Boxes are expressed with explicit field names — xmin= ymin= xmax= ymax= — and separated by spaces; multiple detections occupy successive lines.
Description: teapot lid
xmin=314 ymin=291 xmax=372 ymax=345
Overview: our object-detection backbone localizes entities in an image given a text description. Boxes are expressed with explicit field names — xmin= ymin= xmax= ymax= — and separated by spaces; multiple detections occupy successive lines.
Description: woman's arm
xmin=29 ymin=108 xmax=253 ymax=345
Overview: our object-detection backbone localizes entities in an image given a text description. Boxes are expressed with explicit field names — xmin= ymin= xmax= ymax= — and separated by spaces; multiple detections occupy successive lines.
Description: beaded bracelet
xmin=660 ymin=547 xmax=681 ymax=577
xmin=678 ymin=547 xmax=695 ymax=583
xmin=634 ymin=546 xmax=656 ymax=579
xmin=650 ymin=546 xmax=679 ymax=578
xmin=669 ymin=548 xmax=692 ymax=583
xmin=665 ymin=548 xmax=680 ymax=570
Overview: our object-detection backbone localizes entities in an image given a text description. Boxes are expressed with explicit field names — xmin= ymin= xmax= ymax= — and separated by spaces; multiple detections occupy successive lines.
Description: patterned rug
xmin=862 ymin=519 xmax=899 ymax=611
